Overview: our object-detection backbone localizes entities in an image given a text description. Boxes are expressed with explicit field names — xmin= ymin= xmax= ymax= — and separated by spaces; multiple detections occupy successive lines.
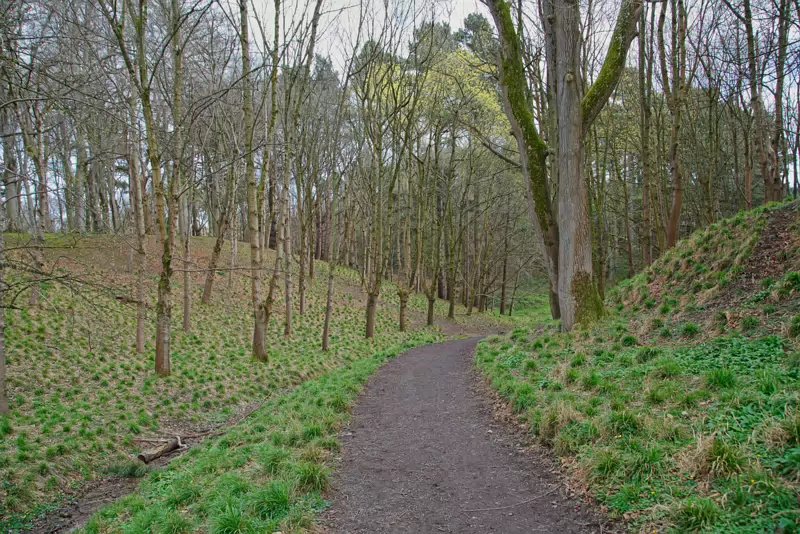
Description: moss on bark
xmin=571 ymin=271 xmax=605 ymax=327
xmin=581 ymin=0 xmax=643 ymax=131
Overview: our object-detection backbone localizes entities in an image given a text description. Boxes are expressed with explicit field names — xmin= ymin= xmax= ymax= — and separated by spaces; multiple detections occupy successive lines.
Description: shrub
xmin=246 ymin=480 xmax=292 ymax=520
xmin=741 ymin=315 xmax=759 ymax=334
xmin=681 ymin=322 xmax=700 ymax=338
xmin=636 ymin=347 xmax=660 ymax=364
xmin=592 ymin=450 xmax=620 ymax=479
xmin=581 ymin=371 xmax=600 ymax=390
xmin=653 ymin=360 xmax=682 ymax=378
xmin=291 ymin=460 xmax=329 ymax=491
xmin=675 ymin=498 xmax=720 ymax=530
xmin=105 ymin=460 xmax=150 ymax=478
xmin=790 ymin=316 xmax=800 ymax=338
xmin=212 ymin=503 xmax=253 ymax=534
xmin=512 ymin=383 xmax=536 ymax=412
xmin=783 ymin=412 xmax=800 ymax=446
xmin=706 ymin=368 xmax=736 ymax=389
xmin=645 ymin=386 xmax=668 ymax=405
xmin=0 ymin=417 xmax=12 ymax=439
xmin=759 ymin=370 xmax=780 ymax=396
xmin=510 ymin=328 xmax=528 ymax=342
xmin=606 ymin=410 xmax=640 ymax=435
xmin=709 ymin=437 xmax=745 ymax=476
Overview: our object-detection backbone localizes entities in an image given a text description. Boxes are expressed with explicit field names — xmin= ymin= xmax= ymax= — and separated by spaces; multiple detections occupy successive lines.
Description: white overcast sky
xmin=242 ymin=0 xmax=489 ymax=73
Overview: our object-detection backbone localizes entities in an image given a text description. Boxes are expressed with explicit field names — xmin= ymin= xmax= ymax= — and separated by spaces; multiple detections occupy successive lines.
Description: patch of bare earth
xmin=322 ymin=338 xmax=611 ymax=533
xmin=711 ymin=202 xmax=800 ymax=313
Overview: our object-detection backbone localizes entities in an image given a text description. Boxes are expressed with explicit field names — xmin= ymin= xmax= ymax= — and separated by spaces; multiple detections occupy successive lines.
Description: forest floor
xmin=0 ymin=233 xmax=519 ymax=533
xmin=322 ymin=337 xmax=611 ymax=533
xmin=477 ymin=199 xmax=800 ymax=533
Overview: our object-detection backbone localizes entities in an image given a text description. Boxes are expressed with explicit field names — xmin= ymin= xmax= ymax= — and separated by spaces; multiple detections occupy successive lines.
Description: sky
xmin=244 ymin=0 xmax=490 ymax=73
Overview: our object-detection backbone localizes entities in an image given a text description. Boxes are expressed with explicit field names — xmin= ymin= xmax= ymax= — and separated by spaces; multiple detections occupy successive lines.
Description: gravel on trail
xmin=323 ymin=337 xmax=607 ymax=533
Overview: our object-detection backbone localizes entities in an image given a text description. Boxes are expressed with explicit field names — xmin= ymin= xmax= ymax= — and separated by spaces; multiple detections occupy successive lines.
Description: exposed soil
xmin=28 ymin=478 xmax=141 ymax=534
xmin=322 ymin=338 xmax=609 ymax=533
xmin=27 ymin=401 xmax=268 ymax=533
xmin=712 ymin=202 xmax=799 ymax=313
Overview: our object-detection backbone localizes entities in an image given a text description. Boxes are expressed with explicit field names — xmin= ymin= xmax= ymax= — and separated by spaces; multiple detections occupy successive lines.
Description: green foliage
xmin=635 ymin=347 xmax=660 ymax=363
xmin=476 ymin=271 xmax=800 ymax=533
xmin=681 ymin=322 xmax=700 ymax=338
xmin=74 ymin=334 xmax=440 ymax=533
xmin=740 ymin=315 xmax=760 ymax=334
xmin=674 ymin=498 xmax=720 ymax=530
xmin=790 ymin=316 xmax=800 ymax=338
xmin=2 ymin=235 xmax=504 ymax=527
xmin=705 ymin=368 xmax=736 ymax=389
xmin=105 ymin=461 xmax=150 ymax=478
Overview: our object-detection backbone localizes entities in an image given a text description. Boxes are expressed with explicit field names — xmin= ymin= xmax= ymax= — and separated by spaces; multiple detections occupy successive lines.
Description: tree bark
xmin=2 ymin=111 xmax=22 ymax=233
xmin=0 ymin=194 xmax=7 ymax=415
xmin=240 ymin=0 xmax=267 ymax=361
xmin=137 ymin=437 xmax=180 ymax=464
xmin=554 ymin=0 xmax=600 ymax=330
xmin=201 ymin=163 xmax=235 ymax=305
xmin=365 ymin=292 xmax=378 ymax=338
xmin=127 ymin=104 xmax=147 ymax=354
xmin=487 ymin=0 xmax=561 ymax=321
xmin=638 ymin=4 xmax=653 ymax=265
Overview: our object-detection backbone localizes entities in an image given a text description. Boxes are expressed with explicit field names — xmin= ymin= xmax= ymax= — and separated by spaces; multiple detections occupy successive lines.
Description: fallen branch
xmin=137 ymin=437 xmax=182 ymax=464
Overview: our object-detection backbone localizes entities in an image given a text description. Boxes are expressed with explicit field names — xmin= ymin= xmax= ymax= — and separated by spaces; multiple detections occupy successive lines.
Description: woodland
xmin=1 ymin=0 xmax=800 ymax=531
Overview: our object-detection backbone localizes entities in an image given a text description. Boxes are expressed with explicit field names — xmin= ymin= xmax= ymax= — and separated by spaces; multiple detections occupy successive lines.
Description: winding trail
xmin=323 ymin=338 xmax=606 ymax=533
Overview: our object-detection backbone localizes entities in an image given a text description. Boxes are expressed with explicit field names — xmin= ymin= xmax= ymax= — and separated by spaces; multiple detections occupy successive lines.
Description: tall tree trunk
xmin=738 ymin=0 xmax=773 ymax=203
xmin=100 ymin=0 xmax=175 ymax=375
xmin=282 ymin=156 xmax=293 ymax=338
xmin=554 ymin=0 xmax=602 ymax=330
xmin=499 ymin=213 xmax=509 ymax=315
xmin=127 ymin=104 xmax=147 ymax=354
xmin=172 ymin=0 xmax=189 ymax=335
xmin=229 ymin=195 xmax=238 ymax=290
xmin=14 ymin=105 xmax=48 ymax=306
xmin=772 ymin=0 xmax=790 ymax=201
xmin=297 ymin=176 xmax=307 ymax=316
xmin=201 ymin=162 xmax=235 ymax=304
xmin=638 ymin=4 xmax=653 ymax=265
xmin=487 ymin=0 xmax=561 ymax=321
xmin=182 ymin=193 xmax=191 ymax=333
xmin=240 ymin=0 xmax=267 ymax=361
xmin=263 ymin=0 xmax=282 ymax=348
xmin=322 ymin=172 xmax=340 ymax=350
xmin=0 ymin=189 xmax=7 ymax=415
xmin=1 ymin=111 xmax=21 ymax=232
xmin=660 ymin=0 xmax=688 ymax=248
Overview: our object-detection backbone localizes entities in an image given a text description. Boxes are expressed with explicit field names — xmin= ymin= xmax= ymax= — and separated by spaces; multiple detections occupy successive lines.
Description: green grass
xmin=478 ymin=329 xmax=800 ymax=532
xmin=78 ymin=335 xmax=438 ymax=533
xmin=0 ymin=234 xmax=512 ymax=529
xmin=476 ymin=202 xmax=800 ymax=532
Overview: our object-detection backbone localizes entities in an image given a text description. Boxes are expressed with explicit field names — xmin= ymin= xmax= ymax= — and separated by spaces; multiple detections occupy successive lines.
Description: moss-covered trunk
xmin=486 ymin=0 xmax=561 ymax=321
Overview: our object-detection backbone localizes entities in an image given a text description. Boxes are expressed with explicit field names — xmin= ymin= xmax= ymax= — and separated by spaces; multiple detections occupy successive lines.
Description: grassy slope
xmin=477 ymin=200 xmax=800 ymax=533
xmin=0 ymin=234 xmax=512 ymax=530
xmin=81 ymin=336 xmax=439 ymax=534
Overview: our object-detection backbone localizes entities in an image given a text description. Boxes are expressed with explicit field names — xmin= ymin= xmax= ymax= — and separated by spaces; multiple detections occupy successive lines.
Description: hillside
xmin=0 ymin=234 xmax=509 ymax=531
xmin=476 ymin=200 xmax=800 ymax=532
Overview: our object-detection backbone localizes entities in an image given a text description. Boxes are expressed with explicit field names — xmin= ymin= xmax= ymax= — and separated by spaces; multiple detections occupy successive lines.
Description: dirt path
xmin=323 ymin=338 xmax=607 ymax=533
